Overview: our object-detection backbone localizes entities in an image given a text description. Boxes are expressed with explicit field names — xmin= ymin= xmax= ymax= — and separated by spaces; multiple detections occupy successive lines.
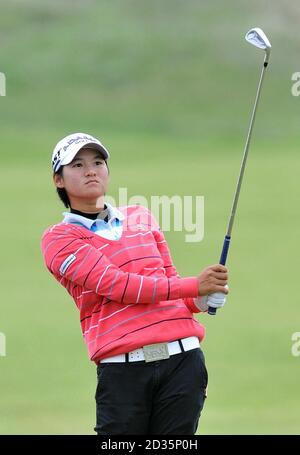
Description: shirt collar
xmin=105 ymin=202 xmax=125 ymax=223
xmin=62 ymin=202 xmax=124 ymax=229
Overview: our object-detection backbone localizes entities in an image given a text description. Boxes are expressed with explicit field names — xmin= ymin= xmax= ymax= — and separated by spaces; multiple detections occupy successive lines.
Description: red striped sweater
xmin=41 ymin=205 xmax=205 ymax=363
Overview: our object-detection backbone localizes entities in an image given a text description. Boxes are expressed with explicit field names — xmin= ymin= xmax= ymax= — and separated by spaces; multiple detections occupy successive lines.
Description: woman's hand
xmin=197 ymin=264 xmax=229 ymax=296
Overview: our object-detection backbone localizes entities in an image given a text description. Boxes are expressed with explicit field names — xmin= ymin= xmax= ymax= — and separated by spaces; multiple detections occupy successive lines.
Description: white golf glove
xmin=195 ymin=285 xmax=228 ymax=312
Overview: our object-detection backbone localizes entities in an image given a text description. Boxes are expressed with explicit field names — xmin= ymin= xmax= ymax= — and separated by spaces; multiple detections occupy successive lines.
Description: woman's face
xmin=53 ymin=147 xmax=109 ymax=209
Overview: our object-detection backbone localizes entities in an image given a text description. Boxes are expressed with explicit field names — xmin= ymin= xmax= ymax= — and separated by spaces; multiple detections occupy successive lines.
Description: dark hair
xmin=54 ymin=167 xmax=70 ymax=208
xmin=54 ymin=161 xmax=109 ymax=209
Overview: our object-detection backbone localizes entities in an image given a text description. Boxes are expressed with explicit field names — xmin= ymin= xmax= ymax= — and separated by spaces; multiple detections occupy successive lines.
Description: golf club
xmin=208 ymin=27 xmax=272 ymax=315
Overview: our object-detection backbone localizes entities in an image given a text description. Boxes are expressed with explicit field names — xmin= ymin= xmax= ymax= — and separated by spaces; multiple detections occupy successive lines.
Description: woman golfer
xmin=41 ymin=132 xmax=229 ymax=435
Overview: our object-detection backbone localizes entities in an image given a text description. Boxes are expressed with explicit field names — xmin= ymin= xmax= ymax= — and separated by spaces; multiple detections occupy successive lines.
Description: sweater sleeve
xmin=41 ymin=224 xmax=199 ymax=305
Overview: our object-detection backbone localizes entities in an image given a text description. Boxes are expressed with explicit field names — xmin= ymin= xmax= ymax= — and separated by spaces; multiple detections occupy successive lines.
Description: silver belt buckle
xmin=142 ymin=343 xmax=170 ymax=363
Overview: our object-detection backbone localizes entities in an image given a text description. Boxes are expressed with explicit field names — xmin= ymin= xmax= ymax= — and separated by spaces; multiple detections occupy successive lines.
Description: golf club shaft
xmin=208 ymin=56 xmax=269 ymax=315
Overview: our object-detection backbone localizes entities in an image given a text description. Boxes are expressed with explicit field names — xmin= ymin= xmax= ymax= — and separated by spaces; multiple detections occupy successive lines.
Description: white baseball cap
xmin=52 ymin=132 xmax=110 ymax=173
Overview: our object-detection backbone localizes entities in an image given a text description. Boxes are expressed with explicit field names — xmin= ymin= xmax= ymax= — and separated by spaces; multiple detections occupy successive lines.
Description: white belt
xmin=100 ymin=336 xmax=200 ymax=363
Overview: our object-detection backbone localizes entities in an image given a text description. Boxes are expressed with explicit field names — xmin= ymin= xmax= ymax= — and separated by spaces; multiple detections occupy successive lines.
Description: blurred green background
xmin=0 ymin=0 xmax=299 ymax=435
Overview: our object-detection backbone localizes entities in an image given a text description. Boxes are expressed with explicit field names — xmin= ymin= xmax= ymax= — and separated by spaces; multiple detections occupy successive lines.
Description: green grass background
xmin=0 ymin=0 xmax=299 ymax=434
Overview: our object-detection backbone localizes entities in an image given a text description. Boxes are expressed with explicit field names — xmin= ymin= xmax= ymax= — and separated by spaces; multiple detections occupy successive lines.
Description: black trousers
xmin=94 ymin=347 xmax=208 ymax=435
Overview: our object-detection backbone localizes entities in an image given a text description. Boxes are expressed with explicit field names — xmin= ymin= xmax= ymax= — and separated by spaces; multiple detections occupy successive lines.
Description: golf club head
xmin=245 ymin=27 xmax=272 ymax=63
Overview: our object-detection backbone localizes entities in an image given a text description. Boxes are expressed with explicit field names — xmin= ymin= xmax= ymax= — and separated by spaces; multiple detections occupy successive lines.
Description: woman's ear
xmin=53 ymin=172 xmax=64 ymax=189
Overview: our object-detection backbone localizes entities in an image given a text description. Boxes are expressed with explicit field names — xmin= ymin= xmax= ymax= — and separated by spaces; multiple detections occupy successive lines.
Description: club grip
xmin=219 ymin=235 xmax=231 ymax=266
xmin=208 ymin=235 xmax=231 ymax=315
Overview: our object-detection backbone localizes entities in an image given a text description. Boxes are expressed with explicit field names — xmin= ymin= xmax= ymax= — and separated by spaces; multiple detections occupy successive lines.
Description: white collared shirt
xmin=62 ymin=202 xmax=124 ymax=240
